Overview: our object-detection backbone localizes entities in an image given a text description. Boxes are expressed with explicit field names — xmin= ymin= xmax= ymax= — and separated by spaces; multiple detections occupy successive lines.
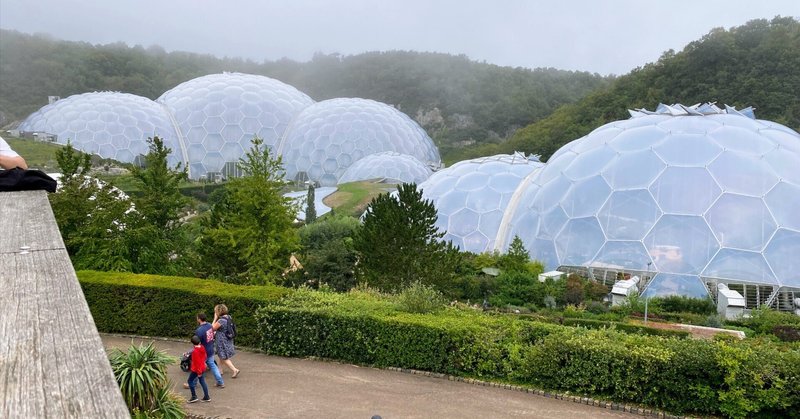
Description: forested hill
xmin=454 ymin=17 xmax=800 ymax=162
xmin=0 ymin=30 xmax=609 ymax=162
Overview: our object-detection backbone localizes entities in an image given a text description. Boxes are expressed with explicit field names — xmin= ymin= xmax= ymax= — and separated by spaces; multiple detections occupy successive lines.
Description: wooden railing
xmin=0 ymin=190 xmax=129 ymax=418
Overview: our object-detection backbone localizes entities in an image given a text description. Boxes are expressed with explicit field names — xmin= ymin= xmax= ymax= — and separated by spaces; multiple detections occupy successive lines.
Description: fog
xmin=1 ymin=0 xmax=798 ymax=75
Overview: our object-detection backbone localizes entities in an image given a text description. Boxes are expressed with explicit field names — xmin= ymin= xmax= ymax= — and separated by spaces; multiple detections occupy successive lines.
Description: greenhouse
xmin=337 ymin=152 xmax=432 ymax=185
xmin=278 ymin=98 xmax=441 ymax=186
xmin=157 ymin=73 xmax=314 ymax=179
xmin=419 ymin=152 xmax=544 ymax=253
xmin=18 ymin=92 xmax=183 ymax=166
xmin=491 ymin=103 xmax=800 ymax=306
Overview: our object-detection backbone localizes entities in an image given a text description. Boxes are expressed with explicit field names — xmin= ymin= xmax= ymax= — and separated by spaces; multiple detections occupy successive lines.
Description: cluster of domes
xmin=420 ymin=103 xmax=800 ymax=299
xmin=19 ymin=73 xmax=440 ymax=184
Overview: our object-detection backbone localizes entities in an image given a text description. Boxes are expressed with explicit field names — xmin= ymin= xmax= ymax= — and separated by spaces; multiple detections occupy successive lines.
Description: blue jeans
xmin=188 ymin=371 xmax=209 ymax=400
xmin=206 ymin=356 xmax=223 ymax=385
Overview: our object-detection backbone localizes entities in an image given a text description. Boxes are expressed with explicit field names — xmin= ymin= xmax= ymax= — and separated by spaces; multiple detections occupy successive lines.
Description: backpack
xmin=224 ymin=315 xmax=237 ymax=340
xmin=180 ymin=350 xmax=192 ymax=372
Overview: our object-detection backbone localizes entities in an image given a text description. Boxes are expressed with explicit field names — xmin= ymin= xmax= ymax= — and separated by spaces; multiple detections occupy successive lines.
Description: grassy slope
xmin=5 ymin=137 xmax=63 ymax=172
xmin=323 ymin=180 xmax=395 ymax=217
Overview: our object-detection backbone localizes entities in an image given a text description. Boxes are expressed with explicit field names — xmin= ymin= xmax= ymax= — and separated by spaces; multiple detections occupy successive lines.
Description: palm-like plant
xmin=109 ymin=342 xmax=184 ymax=418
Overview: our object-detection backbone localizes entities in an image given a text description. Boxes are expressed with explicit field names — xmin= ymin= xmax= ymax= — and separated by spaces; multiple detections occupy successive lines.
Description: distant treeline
xmin=452 ymin=16 xmax=800 ymax=162
xmin=0 ymin=30 xmax=609 ymax=163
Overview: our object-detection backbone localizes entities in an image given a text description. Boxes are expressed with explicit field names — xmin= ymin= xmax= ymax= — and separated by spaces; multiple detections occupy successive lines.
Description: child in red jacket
xmin=188 ymin=335 xmax=211 ymax=403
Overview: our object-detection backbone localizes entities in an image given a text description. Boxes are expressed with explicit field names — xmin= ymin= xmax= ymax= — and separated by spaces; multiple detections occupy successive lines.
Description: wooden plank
xmin=0 ymin=191 xmax=66 ymax=254
xmin=0 ymin=191 xmax=129 ymax=418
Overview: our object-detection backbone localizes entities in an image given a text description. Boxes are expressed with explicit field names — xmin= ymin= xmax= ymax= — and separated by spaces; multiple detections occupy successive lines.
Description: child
xmin=187 ymin=335 xmax=211 ymax=403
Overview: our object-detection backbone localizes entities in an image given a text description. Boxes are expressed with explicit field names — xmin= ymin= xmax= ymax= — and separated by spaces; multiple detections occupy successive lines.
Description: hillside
xmin=457 ymin=17 xmax=800 ymax=162
xmin=0 ymin=31 xmax=610 ymax=164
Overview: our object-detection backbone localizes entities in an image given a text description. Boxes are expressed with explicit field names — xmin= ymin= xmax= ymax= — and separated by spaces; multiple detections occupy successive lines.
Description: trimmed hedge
xmin=561 ymin=318 xmax=690 ymax=339
xmin=78 ymin=270 xmax=288 ymax=348
xmin=79 ymin=272 xmax=800 ymax=418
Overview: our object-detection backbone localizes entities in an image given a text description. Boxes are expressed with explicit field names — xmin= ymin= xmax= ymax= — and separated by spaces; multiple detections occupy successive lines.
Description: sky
xmin=1 ymin=0 xmax=798 ymax=75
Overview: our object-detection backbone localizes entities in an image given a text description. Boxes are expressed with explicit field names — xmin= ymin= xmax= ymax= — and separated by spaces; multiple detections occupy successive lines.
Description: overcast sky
xmin=1 ymin=0 xmax=798 ymax=75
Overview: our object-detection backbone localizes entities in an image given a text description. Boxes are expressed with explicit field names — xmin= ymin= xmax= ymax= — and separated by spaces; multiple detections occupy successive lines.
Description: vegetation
xmin=456 ymin=17 xmax=800 ymax=162
xmin=354 ymin=183 xmax=461 ymax=291
xmin=195 ymin=137 xmax=298 ymax=283
xmin=292 ymin=215 xmax=360 ymax=291
xmin=304 ymin=183 xmax=316 ymax=223
xmin=322 ymin=180 xmax=394 ymax=217
xmin=4 ymin=137 xmax=62 ymax=171
xmin=109 ymin=342 xmax=184 ymax=419
xmin=0 ymin=30 xmax=609 ymax=162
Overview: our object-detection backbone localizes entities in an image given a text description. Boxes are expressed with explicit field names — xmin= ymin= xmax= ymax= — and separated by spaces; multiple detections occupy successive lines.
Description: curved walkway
xmin=101 ymin=335 xmax=636 ymax=419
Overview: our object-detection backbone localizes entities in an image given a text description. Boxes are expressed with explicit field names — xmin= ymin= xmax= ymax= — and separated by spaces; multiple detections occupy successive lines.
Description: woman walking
xmin=212 ymin=304 xmax=240 ymax=378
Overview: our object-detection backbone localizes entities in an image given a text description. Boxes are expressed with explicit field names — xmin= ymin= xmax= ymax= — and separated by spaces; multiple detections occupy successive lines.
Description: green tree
xmin=196 ymin=137 xmax=298 ymax=284
xmin=49 ymin=141 xmax=134 ymax=271
xmin=498 ymin=235 xmax=530 ymax=272
xmin=127 ymin=136 xmax=189 ymax=274
xmin=295 ymin=215 xmax=360 ymax=291
xmin=305 ymin=183 xmax=316 ymax=223
xmin=354 ymin=183 xmax=461 ymax=291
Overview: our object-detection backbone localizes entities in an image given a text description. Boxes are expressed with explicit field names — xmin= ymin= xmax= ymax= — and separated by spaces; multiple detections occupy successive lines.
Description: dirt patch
xmin=628 ymin=319 xmax=740 ymax=340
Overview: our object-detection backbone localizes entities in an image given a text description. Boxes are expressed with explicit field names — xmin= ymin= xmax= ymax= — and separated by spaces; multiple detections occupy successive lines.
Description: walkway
xmin=101 ymin=335 xmax=635 ymax=419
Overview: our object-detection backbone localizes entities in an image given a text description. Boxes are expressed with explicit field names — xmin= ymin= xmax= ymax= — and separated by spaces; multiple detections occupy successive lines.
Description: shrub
xmin=562 ymin=318 xmax=690 ymax=339
xmin=396 ymin=281 xmax=447 ymax=314
xmin=656 ymin=295 xmax=717 ymax=315
xmin=109 ymin=342 xmax=184 ymax=418
xmin=78 ymin=270 xmax=288 ymax=348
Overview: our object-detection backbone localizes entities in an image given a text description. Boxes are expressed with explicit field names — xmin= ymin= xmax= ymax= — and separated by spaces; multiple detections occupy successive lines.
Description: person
xmin=0 ymin=135 xmax=28 ymax=170
xmin=187 ymin=335 xmax=211 ymax=403
xmin=212 ymin=304 xmax=240 ymax=378
xmin=195 ymin=312 xmax=225 ymax=388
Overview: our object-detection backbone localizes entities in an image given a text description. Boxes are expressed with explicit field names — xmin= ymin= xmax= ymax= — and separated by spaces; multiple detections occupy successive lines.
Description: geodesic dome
xmin=158 ymin=72 xmax=314 ymax=179
xmin=18 ymin=92 xmax=182 ymax=166
xmin=278 ymin=98 xmax=441 ymax=186
xmin=419 ymin=153 xmax=544 ymax=253
xmin=337 ymin=152 xmax=432 ymax=185
xmin=501 ymin=103 xmax=800 ymax=298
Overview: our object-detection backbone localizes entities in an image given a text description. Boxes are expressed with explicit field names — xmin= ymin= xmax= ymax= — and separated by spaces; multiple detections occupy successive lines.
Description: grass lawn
xmin=6 ymin=137 xmax=63 ymax=172
xmin=323 ymin=180 xmax=396 ymax=217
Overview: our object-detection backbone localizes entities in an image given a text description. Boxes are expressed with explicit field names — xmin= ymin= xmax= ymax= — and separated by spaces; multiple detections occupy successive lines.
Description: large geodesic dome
xmin=338 ymin=152 xmax=432 ymax=185
xmin=158 ymin=72 xmax=314 ymax=179
xmin=419 ymin=153 xmax=544 ymax=253
xmin=501 ymin=103 xmax=800 ymax=299
xmin=278 ymin=98 xmax=441 ymax=186
xmin=18 ymin=92 xmax=182 ymax=165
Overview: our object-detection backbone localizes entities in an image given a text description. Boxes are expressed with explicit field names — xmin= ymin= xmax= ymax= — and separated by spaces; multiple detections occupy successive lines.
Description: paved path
xmin=101 ymin=335 xmax=636 ymax=419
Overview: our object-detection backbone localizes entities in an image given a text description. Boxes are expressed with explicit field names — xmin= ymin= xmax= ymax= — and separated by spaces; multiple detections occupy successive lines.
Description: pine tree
xmin=354 ymin=183 xmax=461 ymax=292
xmin=305 ymin=183 xmax=317 ymax=223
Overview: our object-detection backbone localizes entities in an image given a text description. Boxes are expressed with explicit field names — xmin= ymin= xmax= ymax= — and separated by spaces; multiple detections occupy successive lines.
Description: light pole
xmin=644 ymin=262 xmax=653 ymax=324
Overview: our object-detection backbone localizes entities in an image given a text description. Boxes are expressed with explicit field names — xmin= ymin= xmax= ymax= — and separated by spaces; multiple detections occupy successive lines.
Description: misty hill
xmin=0 ymin=30 xmax=609 ymax=163
xmin=455 ymin=17 xmax=800 ymax=162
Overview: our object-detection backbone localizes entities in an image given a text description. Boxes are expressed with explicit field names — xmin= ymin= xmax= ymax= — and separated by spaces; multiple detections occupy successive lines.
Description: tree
xmin=127 ymin=136 xmax=189 ymax=274
xmin=196 ymin=137 xmax=298 ymax=284
xmin=49 ymin=141 xmax=134 ymax=271
xmin=354 ymin=183 xmax=461 ymax=292
xmin=305 ymin=183 xmax=316 ymax=223
xmin=498 ymin=235 xmax=530 ymax=272
xmin=296 ymin=215 xmax=360 ymax=291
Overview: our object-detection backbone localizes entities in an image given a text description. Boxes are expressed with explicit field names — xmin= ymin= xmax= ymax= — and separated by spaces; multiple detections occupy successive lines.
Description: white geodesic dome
xmin=501 ymin=103 xmax=800 ymax=298
xmin=337 ymin=152 xmax=432 ymax=185
xmin=18 ymin=92 xmax=183 ymax=166
xmin=157 ymin=72 xmax=314 ymax=179
xmin=278 ymin=98 xmax=441 ymax=186
xmin=419 ymin=153 xmax=544 ymax=253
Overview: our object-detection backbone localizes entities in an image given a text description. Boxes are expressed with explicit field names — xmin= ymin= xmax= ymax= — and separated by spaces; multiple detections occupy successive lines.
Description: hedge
xmin=561 ymin=318 xmax=690 ymax=339
xmin=79 ymin=272 xmax=800 ymax=417
xmin=78 ymin=270 xmax=288 ymax=348
xmin=257 ymin=290 xmax=800 ymax=418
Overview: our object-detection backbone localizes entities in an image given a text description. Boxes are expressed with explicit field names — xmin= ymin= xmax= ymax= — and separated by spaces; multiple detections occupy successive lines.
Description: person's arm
xmin=0 ymin=154 xmax=27 ymax=170
xmin=212 ymin=314 xmax=222 ymax=331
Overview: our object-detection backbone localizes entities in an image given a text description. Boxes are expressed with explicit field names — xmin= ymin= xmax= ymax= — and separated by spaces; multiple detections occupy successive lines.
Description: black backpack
xmin=224 ymin=315 xmax=237 ymax=340
xmin=180 ymin=350 xmax=192 ymax=372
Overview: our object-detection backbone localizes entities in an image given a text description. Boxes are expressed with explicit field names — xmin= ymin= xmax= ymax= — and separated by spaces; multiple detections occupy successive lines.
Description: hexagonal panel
xmin=641 ymin=273 xmax=710 ymax=298
xmin=560 ymin=175 xmax=611 ymax=218
xmin=764 ymin=182 xmax=800 ymax=231
xmin=592 ymin=241 xmax=653 ymax=270
xmin=555 ymin=217 xmax=604 ymax=266
xmin=650 ymin=167 xmax=721 ymax=214
xmin=702 ymin=249 xmax=778 ymax=284
xmin=607 ymin=125 xmax=668 ymax=152
xmin=653 ymin=134 xmax=722 ymax=166
xmin=763 ymin=148 xmax=800 ymax=186
xmin=764 ymin=229 xmax=800 ymax=288
xmin=449 ymin=208 xmax=480 ymax=238
xmin=598 ymin=189 xmax=661 ymax=240
xmin=601 ymin=149 xmax=664 ymax=189
xmin=708 ymin=151 xmax=779 ymax=196
xmin=645 ymin=215 xmax=719 ymax=275
xmin=708 ymin=125 xmax=776 ymax=155
xmin=562 ymin=145 xmax=617 ymax=181
xmin=706 ymin=194 xmax=776 ymax=251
